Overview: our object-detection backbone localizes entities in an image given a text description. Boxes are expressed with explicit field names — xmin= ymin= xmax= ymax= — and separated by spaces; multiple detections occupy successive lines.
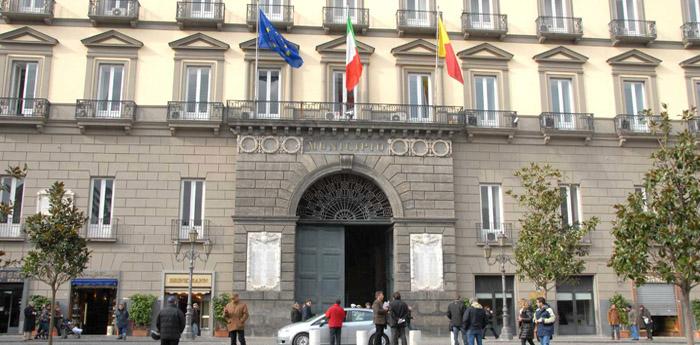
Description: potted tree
xmin=609 ymin=293 xmax=630 ymax=338
xmin=693 ymin=299 xmax=700 ymax=339
xmin=129 ymin=294 xmax=157 ymax=337
xmin=212 ymin=293 xmax=230 ymax=337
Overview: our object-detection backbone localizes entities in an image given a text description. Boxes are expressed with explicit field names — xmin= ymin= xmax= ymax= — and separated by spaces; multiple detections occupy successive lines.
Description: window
xmin=469 ymin=0 xmax=494 ymax=29
xmin=405 ymin=0 xmax=431 ymax=26
xmin=102 ymin=0 xmax=128 ymax=15
xmin=634 ymin=185 xmax=648 ymax=210
xmin=690 ymin=0 xmax=700 ymax=22
xmin=615 ymin=0 xmax=641 ymax=34
xmin=0 ymin=176 xmax=24 ymax=238
xmin=556 ymin=276 xmax=596 ymax=335
xmin=185 ymin=66 xmax=211 ymax=119
xmin=88 ymin=178 xmax=114 ymax=238
xmin=695 ymin=81 xmax=700 ymax=108
xmin=407 ymin=72 xmax=431 ymax=121
xmin=36 ymin=189 xmax=74 ymax=215
xmin=96 ymin=64 xmax=124 ymax=118
xmin=259 ymin=0 xmax=284 ymax=21
xmin=560 ymin=184 xmax=581 ymax=227
xmin=257 ymin=68 xmax=281 ymax=118
xmin=331 ymin=70 xmax=356 ymax=117
xmin=473 ymin=75 xmax=499 ymax=127
xmin=19 ymin=0 xmax=46 ymax=13
xmin=480 ymin=185 xmax=502 ymax=242
xmin=549 ymin=77 xmax=575 ymax=128
xmin=10 ymin=61 xmax=38 ymax=115
xmin=330 ymin=0 xmax=359 ymax=23
xmin=179 ymin=179 xmax=205 ymax=240
xmin=190 ymin=0 xmax=216 ymax=19
xmin=623 ymin=80 xmax=648 ymax=130
xmin=543 ymin=0 xmax=568 ymax=31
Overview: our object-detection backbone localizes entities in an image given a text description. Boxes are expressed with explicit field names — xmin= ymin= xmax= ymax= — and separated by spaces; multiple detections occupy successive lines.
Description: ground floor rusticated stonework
xmin=1 ymin=114 xmax=698 ymax=337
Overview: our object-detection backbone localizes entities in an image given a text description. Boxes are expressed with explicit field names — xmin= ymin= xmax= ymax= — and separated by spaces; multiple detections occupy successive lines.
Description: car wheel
xmin=368 ymin=333 xmax=390 ymax=345
xmin=293 ymin=332 xmax=310 ymax=345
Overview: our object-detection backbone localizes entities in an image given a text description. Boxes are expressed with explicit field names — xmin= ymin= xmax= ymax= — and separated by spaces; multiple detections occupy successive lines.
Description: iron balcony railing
xmin=614 ymin=114 xmax=662 ymax=134
xmin=247 ymin=3 xmax=294 ymax=26
xmin=0 ymin=98 xmax=49 ymax=118
xmin=461 ymin=12 xmax=507 ymax=36
xmin=540 ymin=112 xmax=594 ymax=132
xmin=83 ymin=218 xmax=118 ymax=241
xmin=465 ymin=110 xmax=517 ymax=129
xmin=171 ymin=218 xmax=209 ymax=241
xmin=682 ymin=22 xmax=700 ymax=45
xmin=688 ymin=117 xmax=700 ymax=133
xmin=536 ymin=16 xmax=583 ymax=37
xmin=227 ymin=100 xmax=466 ymax=125
xmin=75 ymin=100 xmax=136 ymax=120
xmin=176 ymin=1 xmax=224 ymax=21
xmin=0 ymin=0 xmax=54 ymax=17
xmin=167 ymin=101 xmax=224 ymax=122
xmin=475 ymin=223 xmax=513 ymax=244
xmin=609 ymin=19 xmax=656 ymax=41
xmin=397 ymin=9 xmax=438 ymax=31
xmin=0 ymin=221 xmax=24 ymax=240
xmin=322 ymin=7 xmax=369 ymax=31
xmin=88 ymin=0 xmax=139 ymax=19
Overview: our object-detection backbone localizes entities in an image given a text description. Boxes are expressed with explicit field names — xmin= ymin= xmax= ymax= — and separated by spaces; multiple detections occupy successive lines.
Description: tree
xmin=507 ymin=163 xmax=599 ymax=298
xmin=21 ymin=182 xmax=90 ymax=345
xmin=609 ymin=106 xmax=700 ymax=345
xmin=0 ymin=164 xmax=28 ymax=268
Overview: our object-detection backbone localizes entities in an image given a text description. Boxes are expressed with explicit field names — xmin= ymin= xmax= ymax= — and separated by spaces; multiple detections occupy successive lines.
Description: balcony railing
xmin=227 ymin=100 xmax=466 ymax=125
xmin=0 ymin=0 xmax=54 ymax=22
xmin=76 ymin=100 xmax=136 ymax=120
xmin=397 ymin=9 xmax=438 ymax=34
xmin=609 ymin=19 xmax=656 ymax=44
xmin=0 ymin=222 xmax=23 ymax=240
xmin=682 ymin=22 xmax=700 ymax=47
xmin=536 ymin=16 xmax=583 ymax=41
xmin=167 ymin=101 xmax=224 ymax=122
xmin=247 ymin=3 xmax=294 ymax=31
xmin=176 ymin=1 xmax=224 ymax=28
xmin=322 ymin=7 xmax=369 ymax=33
xmin=88 ymin=0 xmax=139 ymax=25
xmin=171 ymin=218 xmax=209 ymax=241
xmin=614 ymin=114 xmax=661 ymax=134
xmin=475 ymin=223 xmax=513 ymax=245
xmin=461 ymin=12 xmax=507 ymax=38
xmin=0 ymin=97 xmax=49 ymax=118
xmin=83 ymin=218 xmax=118 ymax=241
xmin=465 ymin=110 xmax=517 ymax=129
xmin=540 ymin=112 xmax=594 ymax=132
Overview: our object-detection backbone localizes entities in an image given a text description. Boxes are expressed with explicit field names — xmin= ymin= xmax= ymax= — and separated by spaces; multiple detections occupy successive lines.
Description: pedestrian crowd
xmin=607 ymin=303 xmax=654 ymax=341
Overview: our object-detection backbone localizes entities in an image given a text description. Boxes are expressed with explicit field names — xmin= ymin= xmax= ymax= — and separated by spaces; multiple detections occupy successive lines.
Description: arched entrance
xmin=295 ymin=173 xmax=394 ymax=310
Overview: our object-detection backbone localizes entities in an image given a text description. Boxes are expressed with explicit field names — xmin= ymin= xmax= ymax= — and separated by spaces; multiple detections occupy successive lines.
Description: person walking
xmin=23 ymin=301 xmax=36 ymax=341
xmin=114 ymin=302 xmax=129 ymax=341
xmin=35 ymin=304 xmax=49 ymax=339
xmin=462 ymin=298 xmax=488 ymax=345
xmin=389 ymin=292 xmax=409 ymax=345
xmin=534 ymin=297 xmax=555 ymax=345
xmin=638 ymin=305 xmax=653 ymax=340
xmin=290 ymin=303 xmax=302 ymax=323
xmin=447 ymin=296 xmax=466 ymax=345
xmin=372 ymin=291 xmax=388 ymax=345
xmin=627 ymin=305 xmax=640 ymax=341
xmin=156 ymin=296 xmax=186 ymax=345
xmin=517 ymin=299 xmax=535 ymax=345
xmin=607 ymin=304 xmax=621 ymax=340
xmin=482 ymin=305 xmax=499 ymax=339
xmin=325 ymin=299 xmax=346 ymax=345
xmin=52 ymin=302 xmax=63 ymax=337
xmin=224 ymin=293 xmax=249 ymax=345
xmin=301 ymin=299 xmax=314 ymax=321
xmin=191 ymin=303 xmax=201 ymax=337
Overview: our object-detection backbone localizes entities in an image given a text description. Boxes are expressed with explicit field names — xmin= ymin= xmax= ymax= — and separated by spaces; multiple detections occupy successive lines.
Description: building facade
xmin=0 ymin=0 xmax=699 ymax=337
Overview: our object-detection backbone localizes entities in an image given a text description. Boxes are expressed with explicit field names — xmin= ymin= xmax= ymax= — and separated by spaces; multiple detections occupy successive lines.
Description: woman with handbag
xmin=517 ymin=299 xmax=535 ymax=345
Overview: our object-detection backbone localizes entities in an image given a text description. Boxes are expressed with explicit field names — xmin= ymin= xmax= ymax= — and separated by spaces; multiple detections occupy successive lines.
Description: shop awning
xmin=71 ymin=278 xmax=118 ymax=288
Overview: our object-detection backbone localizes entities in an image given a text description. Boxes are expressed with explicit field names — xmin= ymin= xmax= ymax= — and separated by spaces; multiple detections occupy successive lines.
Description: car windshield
xmin=310 ymin=315 xmax=326 ymax=326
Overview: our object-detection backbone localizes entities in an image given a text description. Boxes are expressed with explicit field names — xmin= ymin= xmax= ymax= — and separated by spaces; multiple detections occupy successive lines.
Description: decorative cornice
xmin=0 ymin=26 xmax=58 ymax=46
xmin=81 ymin=30 xmax=143 ymax=49
xmin=169 ymin=33 xmax=230 ymax=51
xmin=533 ymin=46 xmax=588 ymax=64
xmin=607 ymin=49 xmax=661 ymax=67
xmin=457 ymin=42 xmax=513 ymax=61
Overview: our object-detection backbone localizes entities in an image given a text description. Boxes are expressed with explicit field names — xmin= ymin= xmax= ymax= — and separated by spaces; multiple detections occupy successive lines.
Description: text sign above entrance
xmin=164 ymin=273 xmax=212 ymax=288
xmin=303 ymin=138 xmax=388 ymax=155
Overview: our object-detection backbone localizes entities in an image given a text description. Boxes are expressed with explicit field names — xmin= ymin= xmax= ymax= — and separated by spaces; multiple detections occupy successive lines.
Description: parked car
xmin=277 ymin=308 xmax=391 ymax=345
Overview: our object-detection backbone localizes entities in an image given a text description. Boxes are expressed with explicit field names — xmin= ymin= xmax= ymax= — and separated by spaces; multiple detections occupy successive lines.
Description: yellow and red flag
xmin=437 ymin=17 xmax=463 ymax=84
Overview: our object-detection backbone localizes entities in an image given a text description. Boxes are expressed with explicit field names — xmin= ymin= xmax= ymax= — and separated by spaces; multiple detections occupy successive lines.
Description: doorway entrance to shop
xmin=0 ymin=283 xmax=23 ymax=334
xmin=70 ymin=284 xmax=117 ymax=335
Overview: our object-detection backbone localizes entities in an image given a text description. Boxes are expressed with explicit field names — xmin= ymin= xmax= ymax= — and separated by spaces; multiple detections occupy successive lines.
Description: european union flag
xmin=258 ymin=9 xmax=303 ymax=68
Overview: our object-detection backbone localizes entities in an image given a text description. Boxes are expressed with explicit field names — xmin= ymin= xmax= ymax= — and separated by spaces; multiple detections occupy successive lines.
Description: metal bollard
xmin=409 ymin=330 xmax=421 ymax=345
xmin=356 ymin=330 xmax=368 ymax=345
xmin=310 ymin=329 xmax=321 ymax=345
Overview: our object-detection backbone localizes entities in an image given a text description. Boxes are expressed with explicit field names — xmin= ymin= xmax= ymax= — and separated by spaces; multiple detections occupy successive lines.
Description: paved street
xmin=0 ymin=335 xmax=692 ymax=345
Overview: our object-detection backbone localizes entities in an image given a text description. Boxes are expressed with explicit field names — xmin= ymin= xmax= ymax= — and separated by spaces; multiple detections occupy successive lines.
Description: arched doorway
xmin=295 ymin=173 xmax=394 ymax=310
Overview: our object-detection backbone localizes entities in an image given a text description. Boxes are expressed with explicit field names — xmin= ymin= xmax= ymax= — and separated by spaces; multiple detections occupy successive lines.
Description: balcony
xmin=396 ymin=9 xmax=438 ymax=35
xmin=247 ymin=3 xmax=294 ymax=32
xmin=0 ymin=0 xmax=54 ymax=23
xmin=171 ymin=218 xmax=209 ymax=242
xmin=322 ymin=7 xmax=369 ymax=34
xmin=536 ymin=16 xmax=583 ymax=42
xmin=0 ymin=97 xmax=49 ymax=132
xmin=609 ymin=19 xmax=656 ymax=45
xmin=88 ymin=0 xmax=139 ymax=26
xmin=82 ymin=218 xmax=118 ymax=242
xmin=167 ymin=101 xmax=223 ymax=135
xmin=682 ymin=22 xmax=700 ymax=48
xmin=465 ymin=110 xmax=517 ymax=142
xmin=226 ymin=100 xmax=466 ymax=135
xmin=461 ymin=12 xmax=507 ymax=39
xmin=614 ymin=114 xmax=661 ymax=146
xmin=475 ymin=223 xmax=513 ymax=245
xmin=0 ymin=222 xmax=24 ymax=241
xmin=75 ymin=100 xmax=136 ymax=134
xmin=176 ymin=1 xmax=224 ymax=30
xmin=539 ymin=112 xmax=594 ymax=144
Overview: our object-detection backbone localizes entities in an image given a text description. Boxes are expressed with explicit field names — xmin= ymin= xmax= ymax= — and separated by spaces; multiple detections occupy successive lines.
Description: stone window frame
xmin=607 ymin=49 xmax=661 ymax=114
xmin=178 ymin=178 xmax=206 ymax=226
xmin=681 ymin=0 xmax=700 ymax=22
xmin=169 ymin=33 xmax=229 ymax=102
xmin=391 ymin=39 xmax=444 ymax=106
xmin=239 ymin=38 xmax=294 ymax=103
xmin=400 ymin=0 xmax=436 ymax=11
xmin=533 ymin=46 xmax=589 ymax=113
xmin=559 ymin=183 xmax=583 ymax=226
xmin=457 ymin=43 xmax=513 ymax=111
xmin=176 ymin=61 xmax=218 ymax=103
xmin=81 ymin=30 xmax=142 ymax=101
xmin=465 ymin=0 xmax=501 ymax=13
xmin=537 ymin=0 xmax=574 ymax=17
xmin=0 ymin=27 xmax=58 ymax=99
xmin=541 ymin=72 xmax=585 ymax=113
xmin=478 ymin=183 xmax=504 ymax=233
xmin=680 ymin=55 xmax=700 ymax=109
xmin=609 ymin=0 xmax=646 ymax=20
xmin=316 ymin=36 xmax=374 ymax=104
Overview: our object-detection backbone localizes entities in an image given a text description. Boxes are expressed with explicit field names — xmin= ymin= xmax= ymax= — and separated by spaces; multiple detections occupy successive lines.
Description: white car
xmin=276 ymin=308 xmax=391 ymax=345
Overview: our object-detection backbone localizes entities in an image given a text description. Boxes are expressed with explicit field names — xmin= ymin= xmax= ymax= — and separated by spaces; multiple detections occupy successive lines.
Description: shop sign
xmin=0 ymin=269 xmax=23 ymax=283
xmin=164 ymin=273 xmax=212 ymax=288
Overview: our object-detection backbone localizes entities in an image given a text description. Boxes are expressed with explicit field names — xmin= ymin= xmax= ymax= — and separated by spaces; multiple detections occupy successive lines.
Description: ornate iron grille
xmin=297 ymin=174 xmax=393 ymax=221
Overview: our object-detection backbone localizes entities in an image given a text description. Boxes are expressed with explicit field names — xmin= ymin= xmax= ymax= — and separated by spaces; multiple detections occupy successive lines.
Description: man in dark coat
xmin=301 ymin=299 xmax=314 ymax=321
xmin=447 ymin=296 xmax=466 ymax=345
xmin=290 ymin=303 xmax=302 ymax=323
xmin=462 ymin=298 xmax=488 ymax=345
xmin=637 ymin=305 xmax=653 ymax=340
xmin=389 ymin=292 xmax=409 ymax=345
xmin=372 ymin=291 xmax=388 ymax=345
xmin=191 ymin=303 xmax=201 ymax=337
xmin=114 ymin=302 xmax=129 ymax=340
xmin=23 ymin=302 xmax=36 ymax=341
xmin=157 ymin=296 xmax=186 ymax=345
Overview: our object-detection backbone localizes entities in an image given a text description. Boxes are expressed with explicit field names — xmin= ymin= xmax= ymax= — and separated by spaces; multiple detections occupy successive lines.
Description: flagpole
xmin=254 ymin=2 xmax=260 ymax=112
xmin=434 ymin=5 xmax=439 ymax=108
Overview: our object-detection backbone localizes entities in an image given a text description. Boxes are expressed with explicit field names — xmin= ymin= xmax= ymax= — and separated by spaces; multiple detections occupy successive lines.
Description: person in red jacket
xmin=325 ymin=300 xmax=346 ymax=345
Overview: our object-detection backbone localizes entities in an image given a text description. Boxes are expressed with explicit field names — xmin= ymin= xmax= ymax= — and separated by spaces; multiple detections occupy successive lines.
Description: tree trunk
xmin=680 ymin=287 xmax=696 ymax=345
xmin=48 ymin=287 xmax=56 ymax=345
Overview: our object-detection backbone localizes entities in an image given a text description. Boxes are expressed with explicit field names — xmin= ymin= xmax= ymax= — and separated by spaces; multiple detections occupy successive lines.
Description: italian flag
xmin=345 ymin=15 xmax=362 ymax=91
xmin=438 ymin=17 xmax=463 ymax=84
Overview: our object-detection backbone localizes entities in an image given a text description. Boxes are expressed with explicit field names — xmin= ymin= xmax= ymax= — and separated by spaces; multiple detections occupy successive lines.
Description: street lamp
xmin=174 ymin=228 xmax=212 ymax=340
xmin=483 ymin=233 xmax=515 ymax=341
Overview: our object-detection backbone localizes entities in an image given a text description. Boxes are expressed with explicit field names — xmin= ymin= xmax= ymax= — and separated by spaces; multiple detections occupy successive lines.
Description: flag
xmin=437 ymin=17 xmax=463 ymax=84
xmin=258 ymin=9 xmax=303 ymax=68
xmin=345 ymin=15 xmax=362 ymax=91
